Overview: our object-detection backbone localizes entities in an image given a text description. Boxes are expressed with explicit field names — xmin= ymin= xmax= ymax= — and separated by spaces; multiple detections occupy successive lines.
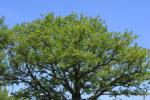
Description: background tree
xmin=0 ymin=13 xmax=150 ymax=100
xmin=0 ymin=87 xmax=18 ymax=100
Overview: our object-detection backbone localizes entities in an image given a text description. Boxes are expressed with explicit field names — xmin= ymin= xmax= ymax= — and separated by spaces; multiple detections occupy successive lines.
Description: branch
xmin=62 ymin=71 xmax=74 ymax=94
xmin=80 ymin=49 xmax=116 ymax=79
xmin=25 ymin=62 xmax=53 ymax=98
xmin=90 ymin=69 xmax=143 ymax=99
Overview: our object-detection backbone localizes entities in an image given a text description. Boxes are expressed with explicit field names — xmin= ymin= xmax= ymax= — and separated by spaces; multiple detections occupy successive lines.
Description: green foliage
xmin=0 ymin=13 xmax=150 ymax=99
xmin=0 ymin=87 xmax=18 ymax=100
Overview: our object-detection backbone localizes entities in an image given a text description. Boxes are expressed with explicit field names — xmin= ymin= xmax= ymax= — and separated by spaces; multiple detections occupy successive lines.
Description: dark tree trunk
xmin=72 ymin=82 xmax=81 ymax=100
xmin=72 ymin=65 xmax=81 ymax=100
xmin=89 ymin=96 xmax=97 ymax=100
xmin=72 ymin=91 xmax=81 ymax=100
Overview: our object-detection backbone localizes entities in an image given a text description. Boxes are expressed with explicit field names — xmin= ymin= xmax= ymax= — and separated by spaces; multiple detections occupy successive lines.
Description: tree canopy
xmin=0 ymin=13 xmax=150 ymax=100
xmin=0 ymin=87 xmax=18 ymax=100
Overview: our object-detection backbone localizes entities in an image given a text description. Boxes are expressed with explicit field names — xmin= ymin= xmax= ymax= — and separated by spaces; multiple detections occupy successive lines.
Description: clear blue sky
xmin=0 ymin=0 xmax=150 ymax=99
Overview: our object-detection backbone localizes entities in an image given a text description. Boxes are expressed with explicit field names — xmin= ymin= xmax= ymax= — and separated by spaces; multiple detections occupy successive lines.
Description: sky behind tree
xmin=0 ymin=0 xmax=150 ymax=99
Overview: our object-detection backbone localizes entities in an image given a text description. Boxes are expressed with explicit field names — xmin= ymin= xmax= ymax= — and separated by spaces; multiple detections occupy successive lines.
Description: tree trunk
xmin=72 ymin=65 xmax=81 ymax=100
xmin=72 ymin=91 xmax=81 ymax=100
xmin=89 ymin=96 xmax=97 ymax=100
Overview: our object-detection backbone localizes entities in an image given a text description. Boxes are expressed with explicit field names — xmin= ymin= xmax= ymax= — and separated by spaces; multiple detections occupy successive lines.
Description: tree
xmin=0 ymin=87 xmax=18 ymax=100
xmin=0 ymin=13 xmax=150 ymax=100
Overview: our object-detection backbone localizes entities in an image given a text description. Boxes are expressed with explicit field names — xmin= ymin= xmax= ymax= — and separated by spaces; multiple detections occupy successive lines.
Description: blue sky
xmin=1 ymin=0 xmax=150 ymax=48
xmin=0 ymin=0 xmax=150 ymax=99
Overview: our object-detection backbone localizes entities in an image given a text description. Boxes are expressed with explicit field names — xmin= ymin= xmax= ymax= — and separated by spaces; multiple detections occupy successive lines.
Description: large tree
xmin=0 ymin=13 xmax=150 ymax=100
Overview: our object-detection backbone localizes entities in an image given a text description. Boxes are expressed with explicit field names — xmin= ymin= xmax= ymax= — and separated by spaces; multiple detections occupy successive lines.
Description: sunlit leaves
xmin=0 ymin=13 xmax=149 ymax=99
